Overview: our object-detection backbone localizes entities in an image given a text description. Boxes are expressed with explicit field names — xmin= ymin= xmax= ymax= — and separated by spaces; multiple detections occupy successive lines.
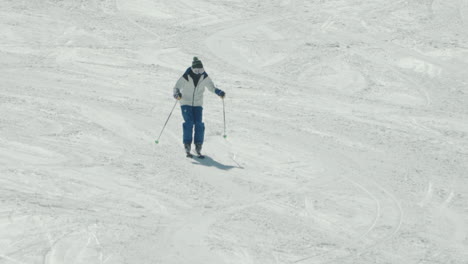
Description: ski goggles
xmin=192 ymin=67 xmax=205 ymax=74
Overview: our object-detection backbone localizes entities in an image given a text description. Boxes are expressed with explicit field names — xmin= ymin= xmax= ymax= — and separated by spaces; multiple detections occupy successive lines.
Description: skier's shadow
xmin=192 ymin=156 xmax=241 ymax=170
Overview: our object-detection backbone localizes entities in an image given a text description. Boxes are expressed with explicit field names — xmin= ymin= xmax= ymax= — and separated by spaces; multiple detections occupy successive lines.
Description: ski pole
xmin=155 ymin=100 xmax=178 ymax=144
xmin=222 ymin=98 xmax=227 ymax=139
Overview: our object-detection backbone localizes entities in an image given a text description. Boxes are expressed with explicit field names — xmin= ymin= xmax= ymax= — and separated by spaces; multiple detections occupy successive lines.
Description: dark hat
xmin=192 ymin=57 xmax=203 ymax=68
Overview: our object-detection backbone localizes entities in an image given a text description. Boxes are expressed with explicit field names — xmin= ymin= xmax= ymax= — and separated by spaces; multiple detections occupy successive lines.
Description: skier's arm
xmin=206 ymin=77 xmax=226 ymax=98
xmin=173 ymin=77 xmax=183 ymax=99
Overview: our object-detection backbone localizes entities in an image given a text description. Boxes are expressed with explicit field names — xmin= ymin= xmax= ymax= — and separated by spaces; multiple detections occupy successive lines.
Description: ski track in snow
xmin=1 ymin=0 xmax=468 ymax=264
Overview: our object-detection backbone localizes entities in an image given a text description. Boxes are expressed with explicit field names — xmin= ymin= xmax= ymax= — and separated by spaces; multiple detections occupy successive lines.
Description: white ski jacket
xmin=173 ymin=68 xmax=217 ymax=107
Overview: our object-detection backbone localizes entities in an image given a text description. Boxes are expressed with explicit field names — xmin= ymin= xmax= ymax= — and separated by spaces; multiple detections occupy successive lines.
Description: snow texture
xmin=1 ymin=0 xmax=468 ymax=264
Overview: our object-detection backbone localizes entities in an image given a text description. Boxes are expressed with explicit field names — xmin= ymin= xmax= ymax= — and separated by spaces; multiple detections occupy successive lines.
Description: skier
xmin=173 ymin=57 xmax=226 ymax=158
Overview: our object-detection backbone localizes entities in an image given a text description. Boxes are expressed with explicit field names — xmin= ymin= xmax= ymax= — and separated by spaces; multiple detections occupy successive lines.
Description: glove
xmin=174 ymin=91 xmax=182 ymax=100
xmin=215 ymin=89 xmax=225 ymax=98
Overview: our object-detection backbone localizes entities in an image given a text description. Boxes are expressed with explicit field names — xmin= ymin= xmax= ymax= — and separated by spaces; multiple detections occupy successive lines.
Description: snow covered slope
xmin=1 ymin=0 xmax=467 ymax=263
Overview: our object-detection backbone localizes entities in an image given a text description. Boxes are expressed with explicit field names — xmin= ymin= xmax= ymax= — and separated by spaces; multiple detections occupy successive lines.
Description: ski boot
xmin=195 ymin=143 xmax=205 ymax=159
xmin=184 ymin=143 xmax=193 ymax=158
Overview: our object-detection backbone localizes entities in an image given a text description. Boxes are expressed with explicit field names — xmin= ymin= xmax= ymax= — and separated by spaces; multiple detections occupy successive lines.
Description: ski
xmin=196 ymin=154 xmax=205 ymax=159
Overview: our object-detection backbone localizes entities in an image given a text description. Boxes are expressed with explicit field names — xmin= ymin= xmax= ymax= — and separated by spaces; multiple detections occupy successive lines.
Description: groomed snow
xmin=1 ymin=0 xmax=467 ymax=263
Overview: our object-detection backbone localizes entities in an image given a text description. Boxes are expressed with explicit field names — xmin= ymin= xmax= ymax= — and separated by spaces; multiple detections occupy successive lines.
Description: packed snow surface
xmin=1 ymin=0 xmax=468 ymax=263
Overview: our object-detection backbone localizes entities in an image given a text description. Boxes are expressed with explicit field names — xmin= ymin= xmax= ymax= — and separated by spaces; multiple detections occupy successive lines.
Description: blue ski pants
xmin=181 ymin=105 xmax=204 ymax=145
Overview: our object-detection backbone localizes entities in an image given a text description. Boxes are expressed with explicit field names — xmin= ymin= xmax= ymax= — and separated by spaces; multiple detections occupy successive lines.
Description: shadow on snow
xmin=192 ymin=156 xmax=243 ymax=170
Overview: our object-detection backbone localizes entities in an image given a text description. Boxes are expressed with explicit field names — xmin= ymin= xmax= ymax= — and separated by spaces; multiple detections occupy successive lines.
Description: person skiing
xmin=173 ymin=57 xmax=226 ymax=158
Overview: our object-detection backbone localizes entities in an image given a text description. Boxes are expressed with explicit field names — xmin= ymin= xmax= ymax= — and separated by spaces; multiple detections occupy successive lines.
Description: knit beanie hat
xmin=192 ymin=57 xmax=203 ymax=68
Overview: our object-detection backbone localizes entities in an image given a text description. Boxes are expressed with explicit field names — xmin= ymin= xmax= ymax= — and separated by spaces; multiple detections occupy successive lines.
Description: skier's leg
xmin=181 ymin=105 xmax=194 ymax=145
xmin=193 ymin=106 xmax=205 ymax=157
xmin=193 ymin=106 xmax=205 ymax=145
